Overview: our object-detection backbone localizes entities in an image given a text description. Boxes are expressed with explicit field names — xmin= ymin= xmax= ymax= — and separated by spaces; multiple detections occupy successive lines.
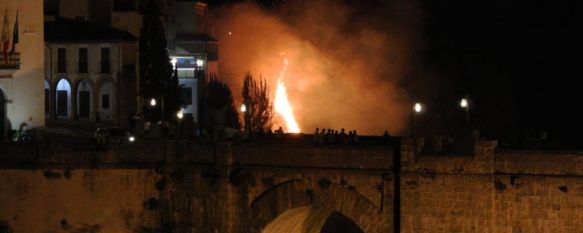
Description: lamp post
xmin=411 ymin=102 xmax=423 ymax=137
xmin=195 ymin=58 xmax=205 ymax=128
xmin=149 ymin=97 xmax=164 ymax=122
xmin=240 ymin=103 xmax=247 ymax=131
xmin=460 ymin=97 xmax=470 ymax=128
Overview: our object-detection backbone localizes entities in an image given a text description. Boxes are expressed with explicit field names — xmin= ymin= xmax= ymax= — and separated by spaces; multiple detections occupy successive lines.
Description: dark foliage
xmin=242 ymin=73 xmax=274 ymax=132
xmin=204 ymin=78 xmax=241 ymax=130
xmin=139 ymin=0 xmax=179 ymax=122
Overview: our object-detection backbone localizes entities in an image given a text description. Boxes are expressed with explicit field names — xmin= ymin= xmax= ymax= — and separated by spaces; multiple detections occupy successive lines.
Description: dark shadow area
xmin=320 ymin=211 xmax=363 ymax=233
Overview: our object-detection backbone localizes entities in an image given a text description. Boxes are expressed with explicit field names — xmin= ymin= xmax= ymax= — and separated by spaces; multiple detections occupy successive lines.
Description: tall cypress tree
xmin=139 ymin=0 xmax=178 ymax=121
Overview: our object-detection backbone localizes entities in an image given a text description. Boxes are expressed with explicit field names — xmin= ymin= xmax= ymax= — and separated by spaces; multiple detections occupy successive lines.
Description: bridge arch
xmin=262 ymin=206 xmax=364 ymax=233
xmin=250 ymin=180 xmax=390 ymax=233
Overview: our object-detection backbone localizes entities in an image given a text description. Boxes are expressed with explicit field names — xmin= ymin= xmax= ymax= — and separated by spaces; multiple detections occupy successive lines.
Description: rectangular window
xmin=180 ymin=87 xmax=192 ymax=105
xmin=78 ymin=48 xmax=88 ymax=73
xmin=100 ymin=48 xmax=111 ymax=73
xmin=57 ymin=48 xmax=67 ymax=73
xmin=102 ymin=95 xmax=110 ymax=109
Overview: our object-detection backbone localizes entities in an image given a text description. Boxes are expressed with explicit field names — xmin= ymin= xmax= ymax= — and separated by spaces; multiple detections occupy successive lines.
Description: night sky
xmin=419 ymin=0 xmax=583 ymax=141
xmin=211 ymin=0 xmax=583 ymax=142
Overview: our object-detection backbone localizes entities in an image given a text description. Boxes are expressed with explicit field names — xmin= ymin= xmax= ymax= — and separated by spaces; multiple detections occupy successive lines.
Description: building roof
xmin=175 ymin=33 xmax=218 ymax=43
xmin=45 ymin=18 xmax=137 ymax=43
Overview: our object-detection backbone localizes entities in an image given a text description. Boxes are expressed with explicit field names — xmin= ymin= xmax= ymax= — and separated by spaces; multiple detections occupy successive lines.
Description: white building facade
xmin=0 ymin=0 xmax=45 ymax=140
xmin=44 ymin=17 xmax=137 ymax=124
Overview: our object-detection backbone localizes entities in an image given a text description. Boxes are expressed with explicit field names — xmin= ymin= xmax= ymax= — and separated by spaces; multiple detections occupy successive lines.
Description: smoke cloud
xmin=214 ymin=0 xmax=422 ymax=135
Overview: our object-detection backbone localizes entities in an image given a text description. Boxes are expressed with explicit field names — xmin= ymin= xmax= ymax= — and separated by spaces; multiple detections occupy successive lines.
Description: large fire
xmin=274 ymin=58 xmax=301 ymax=133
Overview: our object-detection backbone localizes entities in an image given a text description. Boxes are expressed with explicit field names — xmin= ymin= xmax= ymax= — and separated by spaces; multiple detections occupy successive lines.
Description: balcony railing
xmin=0 ymin=53 xmax=21 ymax=70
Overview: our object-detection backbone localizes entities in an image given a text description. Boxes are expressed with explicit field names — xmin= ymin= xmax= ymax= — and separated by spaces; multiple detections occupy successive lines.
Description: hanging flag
xmin=1 ymin=9 xmax=9 ymax=64
xmin=9 ymin=9 xmax=18 ymax=55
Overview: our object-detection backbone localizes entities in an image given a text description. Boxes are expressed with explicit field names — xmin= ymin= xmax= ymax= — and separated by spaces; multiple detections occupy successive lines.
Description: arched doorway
xmin=262 ymin=206 xmax=364 ymax=233
xmin=98 ymin=80 xmax=114 ymax=121
xmin=44 ymin=80 xmax=50 ymax=118
xmin=76 ymin=79 xmax=92 ymax=119
xmin=56 ymin=79 xmax=71 ymax=118
xmin=0 ymin=87 xmax=5 ymax=141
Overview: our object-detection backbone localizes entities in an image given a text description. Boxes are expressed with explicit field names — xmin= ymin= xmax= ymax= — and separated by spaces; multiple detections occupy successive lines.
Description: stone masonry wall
xmin=401 ymin=139 xmax=583 ymax=233
xmin=5 ymin=140 xmax=583 ymax=233
xmin=0 ymin=169 xmax=160 ymax=233
xmin=0 ymin=142 xmax=393 ymax=233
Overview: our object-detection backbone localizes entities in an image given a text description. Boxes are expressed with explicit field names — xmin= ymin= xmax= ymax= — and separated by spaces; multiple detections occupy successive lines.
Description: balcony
xmin=0 ymin=53 xmax=21 ymax=76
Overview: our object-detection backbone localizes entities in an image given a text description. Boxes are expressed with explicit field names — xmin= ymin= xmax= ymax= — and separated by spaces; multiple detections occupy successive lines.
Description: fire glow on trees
xmin=274 ymin=58 xmax=300 ymax=133
xmin=216 ymin=0 xmax=421 ymax=134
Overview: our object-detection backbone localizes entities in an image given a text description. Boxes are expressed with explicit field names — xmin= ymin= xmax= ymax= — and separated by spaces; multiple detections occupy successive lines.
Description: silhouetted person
xmin=326 ymin=129 xmax=333 ymax=144
xmin=257 ymin=128 xmax=265 ymax=139
xmin=352 ymin=130 xmax=359 ymax=144
xmin=314 ymin=128 xmax=320 ymax=143
xmin=318 ymin=129 xmax=324 ymax=144
xmin=275 ymin=127 xmax=284 ymax=138
xmin=340 ymin=128 xmax=347 ymax=144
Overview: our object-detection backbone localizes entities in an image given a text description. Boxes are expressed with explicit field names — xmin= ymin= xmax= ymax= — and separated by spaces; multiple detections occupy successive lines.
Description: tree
xmin=241 ymin=73 xmax=274 ymax=132
xmin=139 ymin=0 xmax=179 ymax=122
xmin=204 ymin=77 xmax=241 ymax=130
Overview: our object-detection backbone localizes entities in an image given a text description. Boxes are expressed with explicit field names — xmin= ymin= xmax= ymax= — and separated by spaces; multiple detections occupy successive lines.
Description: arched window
xmin=56 ymin=79 xmax=71 ymax=118
xmin=44 ymin=80 xmax=50 ymax=118
xmin=76 ymin=79 xmax=93 ymax=119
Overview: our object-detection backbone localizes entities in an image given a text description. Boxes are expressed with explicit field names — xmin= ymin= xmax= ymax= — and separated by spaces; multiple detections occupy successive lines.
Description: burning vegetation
xmin=216 ymin=0 xmax=422 ymax=134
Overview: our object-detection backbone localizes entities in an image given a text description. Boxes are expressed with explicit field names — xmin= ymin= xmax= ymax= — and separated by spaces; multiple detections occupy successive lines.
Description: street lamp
xmin=414 ymin=103 xmax=423 ymax=113
xmin=171 ymin=58 xmax=177 ymax=69
xmin=460 ymin=97 xmax=470 ymax=127
xmin=149 ymin=97 xmax=165 ymax=121
xmin=176 ymin=110 xmax=183 ymax=120
xmin=196 ymin=59 xmax=204 ymax=68
xmin=240 ymin=103 xmax=248 ymax=131
xmin=411 ymin=102 xmax=423 ymax=137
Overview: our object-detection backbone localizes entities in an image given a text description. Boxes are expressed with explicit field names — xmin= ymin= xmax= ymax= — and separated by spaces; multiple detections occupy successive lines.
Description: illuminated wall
xmin=0 ymin=0 xmax=45 ymax=137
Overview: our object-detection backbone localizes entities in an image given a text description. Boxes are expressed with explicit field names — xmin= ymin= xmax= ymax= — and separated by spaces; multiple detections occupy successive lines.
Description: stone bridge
xmin=3 ymin=139 xmax=583 ymax=233
xmin=0 ymin=141 xmax=395 ymax=233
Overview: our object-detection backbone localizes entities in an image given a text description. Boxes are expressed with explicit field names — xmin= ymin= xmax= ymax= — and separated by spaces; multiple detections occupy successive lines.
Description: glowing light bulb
xmin=414 ymin=103 xmax=423 ymax=113
xmin=150 ymin=98 xmax=157 ymax=107
xmin=460 ymin=98 xmax=468 ymax=108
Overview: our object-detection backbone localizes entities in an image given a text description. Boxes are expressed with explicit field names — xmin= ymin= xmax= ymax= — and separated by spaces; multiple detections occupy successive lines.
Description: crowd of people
xmin=313 ymin=128 xmax=359 ymax=145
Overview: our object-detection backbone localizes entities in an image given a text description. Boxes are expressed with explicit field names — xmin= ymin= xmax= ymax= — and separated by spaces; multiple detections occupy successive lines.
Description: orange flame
xmin=274 ymin=58 xmax=301 ymax=133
